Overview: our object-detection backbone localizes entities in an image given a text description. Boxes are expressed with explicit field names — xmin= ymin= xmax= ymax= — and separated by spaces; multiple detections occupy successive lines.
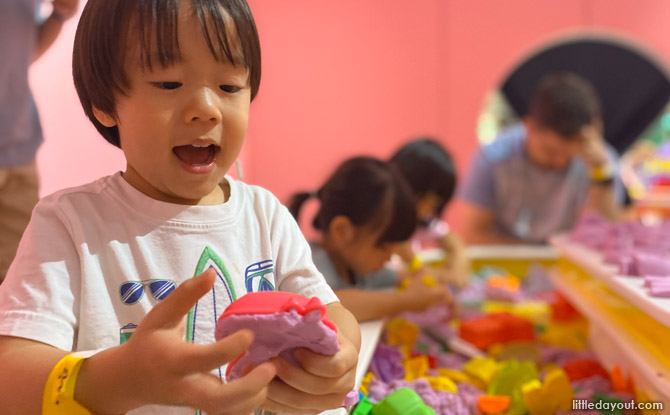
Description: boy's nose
xmin=184 ymin=88 xmax=222 ymax=124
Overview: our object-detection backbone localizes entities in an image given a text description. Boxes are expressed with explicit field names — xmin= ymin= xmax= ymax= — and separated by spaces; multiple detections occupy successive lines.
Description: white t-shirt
xmin=0 ymin=172 xmax=337 ymax=415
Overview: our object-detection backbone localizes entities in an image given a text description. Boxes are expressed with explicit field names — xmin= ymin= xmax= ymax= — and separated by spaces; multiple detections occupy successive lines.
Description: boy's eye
xmin=153 ymin=82 xmax=182 ymax=90
xmin=220 ymin=85 xmax=241 ymax=93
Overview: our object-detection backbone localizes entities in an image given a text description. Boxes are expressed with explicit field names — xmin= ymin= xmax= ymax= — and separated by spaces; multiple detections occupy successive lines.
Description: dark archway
xmin=501 ymin=36 xmax=670 ymax=154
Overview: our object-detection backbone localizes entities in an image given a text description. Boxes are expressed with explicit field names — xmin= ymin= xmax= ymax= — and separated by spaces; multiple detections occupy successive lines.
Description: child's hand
xmin=401 ymin=274 xmax=453 ymax=311
xmin=83 ymin=269 xmax=276 ymax=415
xmin=262 ymin=331 xmax=358 ymax=413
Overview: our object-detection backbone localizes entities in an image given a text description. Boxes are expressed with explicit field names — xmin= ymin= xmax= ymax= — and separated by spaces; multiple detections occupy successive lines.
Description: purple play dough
xmin=370 ymin=343 xmax=405 ymax=382
xmin=570 ymin=214 xmax=670 ymax=297
xmin=217 ymin=308 xmax=359 ymax=406
xmin=367 ymin=378 xmax=470 ymax=415
xmin=400 ymin=304 xmax=452 ymax=327
xmin=216 ymin=309 xmax=339 ymax=379
xmin=634 ymin=252 xmax=670 ymax=275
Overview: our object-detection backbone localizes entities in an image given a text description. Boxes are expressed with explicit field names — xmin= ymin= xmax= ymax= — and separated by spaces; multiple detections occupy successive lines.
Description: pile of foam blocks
xmin=351 ymin=264 xmax=649 ymax=415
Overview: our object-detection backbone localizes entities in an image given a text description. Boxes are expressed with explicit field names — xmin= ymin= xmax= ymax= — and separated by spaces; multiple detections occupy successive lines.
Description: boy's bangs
xmin=135 ymin=0 xmax=180 ymax=70
xmin=135 ymin=0 xmax=256 ymax=73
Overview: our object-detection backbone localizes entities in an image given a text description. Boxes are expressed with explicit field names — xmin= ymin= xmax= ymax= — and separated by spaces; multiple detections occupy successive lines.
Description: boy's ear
xmin=92 ymin=107 xmax=117 ymax=127
xmin=329 ymin=215 xmax=355 ymax=246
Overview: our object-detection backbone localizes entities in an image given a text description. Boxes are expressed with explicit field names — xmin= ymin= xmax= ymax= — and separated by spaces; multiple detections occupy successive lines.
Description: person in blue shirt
xmin=459 ymin=73 xmax=622 ymax=244
xmin=0 ymin=0 xmax=80 ymax=281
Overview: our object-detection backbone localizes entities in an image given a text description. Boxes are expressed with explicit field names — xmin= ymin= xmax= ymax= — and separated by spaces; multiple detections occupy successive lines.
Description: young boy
xmin=0 ymin=1 xmax=360 ymax=414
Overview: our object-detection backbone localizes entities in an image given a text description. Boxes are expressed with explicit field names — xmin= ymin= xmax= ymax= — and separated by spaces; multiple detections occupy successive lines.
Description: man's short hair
xmin=528 ymin=73 xmax=601 ymax=138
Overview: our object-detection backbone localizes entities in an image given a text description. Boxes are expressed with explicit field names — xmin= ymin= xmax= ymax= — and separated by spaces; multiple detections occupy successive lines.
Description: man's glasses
xmin=119 ymin=279 xmax=176 ymax=305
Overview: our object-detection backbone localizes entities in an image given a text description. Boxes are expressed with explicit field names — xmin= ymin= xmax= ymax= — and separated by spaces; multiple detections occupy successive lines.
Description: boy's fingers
xmin=262 ymin=395 xmax=322 ymax=414
xmin=183 ymin=330 xmax=255 ymax=373
xmin=292 ymin=344 xmax=357 ymax=379
xmin=270 ymin=357 xmax=353 ymax=396
xmin=212 ymin=363 xmax=277 ymax=413
xmin=184 ymin=363 xmax=276 ymax=414
xmin=141 ymin=268 xmax=216 ymax=330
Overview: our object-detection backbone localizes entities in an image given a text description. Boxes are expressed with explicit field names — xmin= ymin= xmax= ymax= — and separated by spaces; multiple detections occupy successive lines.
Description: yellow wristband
xmin=43 ymin=354 xmax=93 ymax=415
xmin=589 ymin=163 xmax=613 ymax=182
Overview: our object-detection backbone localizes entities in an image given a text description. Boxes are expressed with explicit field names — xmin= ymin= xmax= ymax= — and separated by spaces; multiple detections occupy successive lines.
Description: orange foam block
xmin=459 ymin=312 xmax=534 ymax=350
xmin=478 ymin=395 xmax=511 ymax=414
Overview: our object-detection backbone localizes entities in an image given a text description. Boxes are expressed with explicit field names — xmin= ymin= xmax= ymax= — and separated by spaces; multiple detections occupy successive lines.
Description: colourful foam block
xmin=371 ymin=388 xmax=436 ymax=415
xmin=404 ymin=355 xmax=430 ymax=382
xmin=352 ymin=396 xmax=374 ymax=415
xmin=523 ymin=368 xmax=574 ymax=414
xmin=562 ymin=358 xmax=609 ymax=381
xmin=459 ymin=312 xmax=534 ymax=350
xmin=477 ymin=395 xmax=511 ymax=414
xmin=386 ymin=318 xmax=420 ymax=347
xmin=463 ymin=357 xmax=500 ymax=388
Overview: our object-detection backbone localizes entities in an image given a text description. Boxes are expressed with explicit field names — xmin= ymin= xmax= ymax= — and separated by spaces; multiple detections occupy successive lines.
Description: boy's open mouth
xmin=173 ymin=144 xmax=220 ymax=166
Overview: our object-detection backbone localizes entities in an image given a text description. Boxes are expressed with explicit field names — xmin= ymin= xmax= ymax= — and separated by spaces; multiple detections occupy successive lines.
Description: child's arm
xmin=0 ymin=269 xmax=276 ymax=415
xmin=334 ymin=276 xmax=453 ymax=322
xmin=437 ymin=232 xmax=470 ymax=288
xmin=261 ymin=302 xmax=360 ymax=413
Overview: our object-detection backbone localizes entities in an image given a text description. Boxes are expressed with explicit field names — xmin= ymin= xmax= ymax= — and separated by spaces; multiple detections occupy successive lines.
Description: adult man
xmin=0 ymin=0 xmax=80 ymax=281
xmin=460 ymin=73 xmax=621 ymax=244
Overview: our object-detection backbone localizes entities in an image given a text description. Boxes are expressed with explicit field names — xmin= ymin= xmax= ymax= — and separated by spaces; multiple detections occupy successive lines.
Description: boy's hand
xmin=78 ymin=269 xmax=276 ymax=415
xmin=262 ymin=332 xmax=358 ymax=413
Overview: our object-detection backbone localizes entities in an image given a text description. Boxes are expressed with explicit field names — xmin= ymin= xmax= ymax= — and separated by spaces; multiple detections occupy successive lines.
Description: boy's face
xmin=95 ymin=5 xmax=250 ymax=205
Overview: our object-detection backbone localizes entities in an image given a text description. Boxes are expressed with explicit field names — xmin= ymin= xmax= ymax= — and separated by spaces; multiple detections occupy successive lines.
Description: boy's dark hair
xmin=528 ymin=72 xmax=601 ymax=138
xmin=289 ymin=157 xmax=417 ymax=246
xmin=389 ymin=138 xmax=457 ymax=218
xmin=73 ymin=0 xmax=261 ymax=148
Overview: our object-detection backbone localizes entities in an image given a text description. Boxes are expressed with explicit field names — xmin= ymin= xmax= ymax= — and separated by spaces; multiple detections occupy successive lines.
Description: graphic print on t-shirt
xmin=119 ymin=279 xmax=177 ymax=305
xmin=117 ymin=246 xmax=276 ymax=367
xmin=245 ymin=260 xmax=275 ymax=292
xmin=186 ymin=246 xmax=237 ymax=342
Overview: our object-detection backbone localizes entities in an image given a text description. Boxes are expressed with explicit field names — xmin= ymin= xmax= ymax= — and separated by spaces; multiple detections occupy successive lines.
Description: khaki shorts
xmin=0 ymin=163 xmax=39 ymax=282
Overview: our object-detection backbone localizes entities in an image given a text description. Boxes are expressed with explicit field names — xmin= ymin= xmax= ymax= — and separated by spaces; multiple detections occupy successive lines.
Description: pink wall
xmin=31 ymin=1 xmax=670 ymax=234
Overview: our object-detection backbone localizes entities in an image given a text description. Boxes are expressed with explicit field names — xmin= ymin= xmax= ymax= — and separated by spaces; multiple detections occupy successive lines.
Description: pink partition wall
xmin=31 ymin=1 xmax=670 ymax=234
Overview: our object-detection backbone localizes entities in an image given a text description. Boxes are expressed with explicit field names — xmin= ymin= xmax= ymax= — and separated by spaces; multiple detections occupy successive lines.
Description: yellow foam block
xmin=521 ymin=369 xmax=573 ymax=415
xmin=404 ymin=355 xmax=429 ymax=382
xmin=436 ymin=368 xmax=471 ymax=384
xmin=359 ymin=372 xmax=375 ymax=395
xmin=425 ymin=376 xmax=458 ymax=393
xmin=386 ymin=318 xmax=419 ymax=346
xmin=463 ymin=357 xmax=500 ymax=388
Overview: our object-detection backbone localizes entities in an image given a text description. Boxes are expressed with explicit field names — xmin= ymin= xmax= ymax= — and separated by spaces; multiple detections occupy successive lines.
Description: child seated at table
xmin=289 ymin=156 xmax=453 ymax=322
xmin=389 ymin=138 xmax=470 ymax=287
